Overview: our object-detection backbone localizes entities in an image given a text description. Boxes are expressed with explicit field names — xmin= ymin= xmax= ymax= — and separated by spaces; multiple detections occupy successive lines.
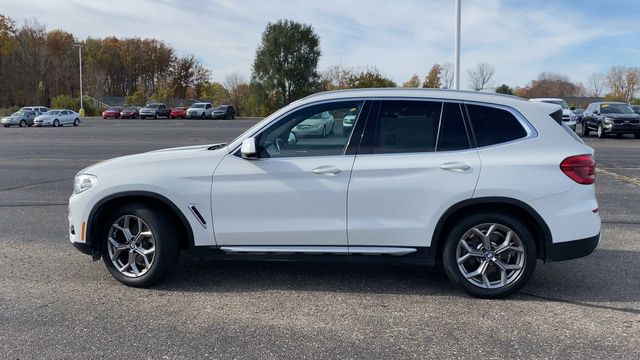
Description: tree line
xmin=1 ymin=15 xmax=639 ymax=117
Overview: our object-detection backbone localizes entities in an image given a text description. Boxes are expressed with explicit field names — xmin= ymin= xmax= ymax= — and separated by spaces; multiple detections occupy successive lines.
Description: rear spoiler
xmin=550 ymin=109 xmax=563 ymax=125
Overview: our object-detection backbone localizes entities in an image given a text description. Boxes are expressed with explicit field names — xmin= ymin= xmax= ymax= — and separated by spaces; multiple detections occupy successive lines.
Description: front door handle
xmin=312 ymin=165 xmax=341 ymax=175
xmin=440 ymin=162 xmax=471 ymax=172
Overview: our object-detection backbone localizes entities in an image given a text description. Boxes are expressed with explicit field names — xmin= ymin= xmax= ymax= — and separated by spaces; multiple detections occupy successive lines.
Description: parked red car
xmin=170 ymin=107 xmax=187 ymax=119
xmin=120 ymin=107 xmax=140 ymax=119
xmin=102 ymin=107 xmax=123 ymax=119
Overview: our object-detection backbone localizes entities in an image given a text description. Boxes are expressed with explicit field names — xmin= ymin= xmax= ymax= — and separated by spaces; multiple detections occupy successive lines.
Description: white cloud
xmin=0 ymin=0 xmax=636 ymax=88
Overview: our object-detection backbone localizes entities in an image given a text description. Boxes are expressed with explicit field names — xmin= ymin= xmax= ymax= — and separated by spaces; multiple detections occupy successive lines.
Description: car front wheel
xmin=581 ymin=123 xmax=590 ymax=136
xmin=597 ymin=123 xmax=606 ymax=138
xmin=442 ymin=212 xmax=536 ymax=298
xmin=99 ymin=204 xmax=180 ymax=287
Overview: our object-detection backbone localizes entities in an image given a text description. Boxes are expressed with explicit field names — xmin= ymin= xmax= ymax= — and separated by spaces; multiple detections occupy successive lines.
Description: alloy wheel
xmin=455 ymin=223 xmax=525 ymax=289
xmin=106 ymin=215 xmax=156 ymax=278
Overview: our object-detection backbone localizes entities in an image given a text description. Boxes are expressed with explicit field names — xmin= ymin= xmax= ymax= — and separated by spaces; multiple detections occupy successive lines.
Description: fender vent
xmin=189 ymin=204 xmax=207 ymax=228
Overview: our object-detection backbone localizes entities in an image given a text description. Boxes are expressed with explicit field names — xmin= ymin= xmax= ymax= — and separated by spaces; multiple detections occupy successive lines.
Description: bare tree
xmin=467 ymin=63 xmax=495 ymax=91
xmin=587 ymin=73 xmax=606 ymax=97
xmin=440 ymin=62 xmax=454 ymax=89
xmin=224 ymin=71 xmax=249 ymax=115
xmin=606 ymin=66 xmax=640 ymax=102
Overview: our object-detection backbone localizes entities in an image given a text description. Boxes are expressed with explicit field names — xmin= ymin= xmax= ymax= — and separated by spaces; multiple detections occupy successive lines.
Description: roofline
xmin=301 ymin=88 xmax=526 ymax=102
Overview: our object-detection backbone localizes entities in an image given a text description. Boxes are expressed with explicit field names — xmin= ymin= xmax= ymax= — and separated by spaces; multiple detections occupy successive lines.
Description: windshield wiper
xmin=207 ymin=143 xmax=227 ymax=150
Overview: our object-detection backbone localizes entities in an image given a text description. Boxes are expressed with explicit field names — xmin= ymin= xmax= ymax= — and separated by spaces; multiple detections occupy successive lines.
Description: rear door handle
xmin=440 ymin=162 xmax=471 ymax=172
xmin=312 ymin=165 xmax=341 ymax=175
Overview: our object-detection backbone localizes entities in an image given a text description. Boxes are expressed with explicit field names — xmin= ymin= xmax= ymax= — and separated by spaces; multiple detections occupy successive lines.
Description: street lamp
xmin=73 ymin=43 xmax=84 ymax=116
xmin=454 ymin=0 xmax=461 ymax=90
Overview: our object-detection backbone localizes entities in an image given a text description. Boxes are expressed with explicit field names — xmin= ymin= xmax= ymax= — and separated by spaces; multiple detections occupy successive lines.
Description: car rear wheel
xmin=2 ymin=124 xmax=9 ymax=128
xmin=53 ymin=119 xmax=59 ymax=127
xmin=597 ymin=123 xmax=605 ymax=138
xmin=100 ymin=204 xmax=180 ymax=287
xmin=73 ymin=119 xmax=80 ymax=126
xmin=442 ymin=212 xmax=536 ymax=298
xmin=19 ymin=120 xmax=26 ymax=127
xmin=581 ymin=123 xmax=590 ymax=136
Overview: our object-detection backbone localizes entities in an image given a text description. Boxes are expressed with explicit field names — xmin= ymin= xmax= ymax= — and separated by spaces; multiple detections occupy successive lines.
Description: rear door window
xmin=466 ymin=104 xmax=527 ymax=147
xmin=372 ymin=100 xmax=442 ymax=154
xmin=437 ymin=103 xmax=470 ymax=151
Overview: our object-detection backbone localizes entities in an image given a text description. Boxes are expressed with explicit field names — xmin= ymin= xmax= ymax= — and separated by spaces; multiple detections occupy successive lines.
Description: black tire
xmin=597 ymin=123 xmax=606 ymax=138
xmin=53 ymin=119 xmax=59 ymax=127
xmin=330 ymin=122 xmax=335 ymax=135
xmin=19 ymin=120 xmax=26 ymax=127
xmin=442 ymin=212 xmax=537 ymax=299
xmin=99 ymin=203 xmax=181 ymax=287
xmin=581 ymin=123 xmax=590 ymax=136
xmin=73 ymin=119 xmax=80 ymax=127
xmin=2 ymin=125 xmax=9 ymax=128
xmin=322 ymin=125 xmax=326 ymax=137
xmin=154 ymin=113 xmax=158 ymax=120
xmin=635 ymin=134 xmax=640 ymax=139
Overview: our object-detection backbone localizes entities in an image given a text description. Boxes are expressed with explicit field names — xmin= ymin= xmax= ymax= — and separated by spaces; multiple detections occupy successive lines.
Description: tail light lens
xmin=560 ymin=154 xmax=595 ymax=184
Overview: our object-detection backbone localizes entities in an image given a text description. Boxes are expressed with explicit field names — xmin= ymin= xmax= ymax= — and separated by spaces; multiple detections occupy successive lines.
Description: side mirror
xmin=288 ymin=131 xmax=297 ymax=145
xmin=570 ymin=106 xmax=576 ymax=110
xmin=240 ymin=137 xmax=258 ymax=160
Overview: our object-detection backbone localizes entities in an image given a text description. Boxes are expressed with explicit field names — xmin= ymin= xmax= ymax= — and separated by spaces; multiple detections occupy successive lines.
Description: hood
xmin=562 ymin=109 xmax=575 ymax=116
xmin=602 ymin=113 xmax=640 ymax=119
xmin=80 ymin=143 xmax=228 ymax=176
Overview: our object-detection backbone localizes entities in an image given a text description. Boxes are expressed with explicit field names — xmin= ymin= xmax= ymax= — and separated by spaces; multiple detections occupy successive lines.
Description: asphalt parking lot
xmin=0 ymin=118 xmax=639 ymax=359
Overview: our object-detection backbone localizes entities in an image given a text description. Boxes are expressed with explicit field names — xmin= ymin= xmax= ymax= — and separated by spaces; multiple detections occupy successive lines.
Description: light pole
xmin=454 ymin=0 xmax=461 ymax=90
xmin=73 ymin=43 xmax=84 ymax=116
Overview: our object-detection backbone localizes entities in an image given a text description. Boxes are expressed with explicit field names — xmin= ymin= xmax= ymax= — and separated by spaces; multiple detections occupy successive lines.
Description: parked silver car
xmin=2 ymin=110 xmax=37 ymax=127
xmin=20 ymin=106 xmax=49 ymax=116
xmin=34 ymin=109 xmax=81 ymax=127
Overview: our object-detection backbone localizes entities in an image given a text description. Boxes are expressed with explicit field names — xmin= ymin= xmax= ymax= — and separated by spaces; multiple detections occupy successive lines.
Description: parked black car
xmin=581 ymin=102 xmax=640 ymax=138
xmin=631 ymin=105 xmax=640 ymax=115
xmin=211 ymin=105 xmax=236 ymax=120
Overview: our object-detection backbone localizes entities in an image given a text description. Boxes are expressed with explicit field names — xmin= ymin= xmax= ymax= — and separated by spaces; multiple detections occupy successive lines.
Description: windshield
xmin=601 ymin=104 xmax=635 ymax=114
xmin=44 ymin=110 xmax=60 ymax=115
xmin=11 ymin=111 xmax=29 ymax=116
xmin=107 ymin=107 xmax=121 ymax=111
xmin=215 ymin=106 xmax=227 ymax=111
xmin=192 ymin=104 xmax=205 ymax=108
xmin=541 ymin=100 xmax=569 ymax=109
xmin=146 ymin=104 xmax=160 ymax=109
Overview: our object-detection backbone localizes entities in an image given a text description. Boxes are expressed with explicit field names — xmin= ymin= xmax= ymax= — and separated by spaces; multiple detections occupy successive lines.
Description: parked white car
xmin=69 ymin=89 xmax=600 ymax=298
xmin=186 ymin=102 xmax=214 ymax=119
xmin=292 ymin=111 xmax=335 ymax=137
xmin=34 ymin=109 xmax=81 ymax=127
xmin=530 ymin=98 xmax=577 ymax=131
xmin=20 ymin=106 xmax=50 ymax=115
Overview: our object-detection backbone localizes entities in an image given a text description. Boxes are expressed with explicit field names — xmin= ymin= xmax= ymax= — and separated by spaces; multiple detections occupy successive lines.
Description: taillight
xmin=560 ymin=154 xmax=595 ymax=185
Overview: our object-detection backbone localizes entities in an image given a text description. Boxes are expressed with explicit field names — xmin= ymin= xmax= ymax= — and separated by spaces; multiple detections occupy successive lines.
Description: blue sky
xmin=1 ymin=0 xmax=638 ymax=89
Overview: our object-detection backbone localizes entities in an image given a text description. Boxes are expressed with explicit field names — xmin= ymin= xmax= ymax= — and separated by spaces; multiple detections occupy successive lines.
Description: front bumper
xmin=292 ymin=127 xmax=323 ymax=136
xmin=545 ymin=233 xmax=600 ymax=262
xmin=1 ymin=119 xmax=18 ymax=125
xmin=186 ymin=112 xmax=205 ymax=118
xmin=603 ymin=123 xmax=640 ymax=134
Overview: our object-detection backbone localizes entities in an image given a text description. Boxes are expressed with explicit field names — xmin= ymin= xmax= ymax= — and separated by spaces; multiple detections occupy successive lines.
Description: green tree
xmin=125 ymin=88 xmax=147 ymax=106
xmin=200 ymin=81 xmax=230 ymax=106
xmin=495 ymin=84 xmax=514 ymax=95
xmin=252 ymin=19 xmax=321 ymax=107
xmin=402 ymin=74 xmax=420 ymax=87
xmin=346 ymin=67 xmax=396 ymax=88
xmin=423 ymin=64 xmax=442 ymax=88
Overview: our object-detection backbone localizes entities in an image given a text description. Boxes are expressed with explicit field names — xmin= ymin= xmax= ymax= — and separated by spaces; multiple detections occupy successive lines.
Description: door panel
xmin=211 ymin=154 xmax=354 ymax=245
xmin=347 ymin=150 xmax=480 ymax=247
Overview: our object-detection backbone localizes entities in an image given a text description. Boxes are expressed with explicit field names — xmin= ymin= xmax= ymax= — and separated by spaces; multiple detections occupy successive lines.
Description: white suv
xmin=530 ymin=98 xmax=577 ymax=131
xmin=69 ymin=89 xmax=600 ymax=298
xmin=186 ymin=102 xmax=214 ymax=119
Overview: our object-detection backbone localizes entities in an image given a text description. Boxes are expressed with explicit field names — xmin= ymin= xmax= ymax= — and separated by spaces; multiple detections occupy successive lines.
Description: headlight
xmin=74 ymin=174 xmax=98 ymax=194
xmin=603 ymin=118 xmax=613 ymax=124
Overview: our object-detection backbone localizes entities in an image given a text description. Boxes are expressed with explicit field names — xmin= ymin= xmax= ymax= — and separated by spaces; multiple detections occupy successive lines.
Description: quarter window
xmin=256 ymin=101 xmax=364 ymax=158
xmin=466 ymin=104 xmax=527 ymax=147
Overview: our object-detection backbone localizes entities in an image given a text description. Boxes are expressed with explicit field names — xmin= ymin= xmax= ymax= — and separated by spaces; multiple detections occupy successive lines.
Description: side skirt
xmin=188 ymin=246 xmax=434 ymax=266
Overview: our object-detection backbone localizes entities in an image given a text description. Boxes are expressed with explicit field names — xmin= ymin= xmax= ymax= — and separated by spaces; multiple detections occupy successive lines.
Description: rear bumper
xmin=545 ymin=233 xmax=600 ymax=262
